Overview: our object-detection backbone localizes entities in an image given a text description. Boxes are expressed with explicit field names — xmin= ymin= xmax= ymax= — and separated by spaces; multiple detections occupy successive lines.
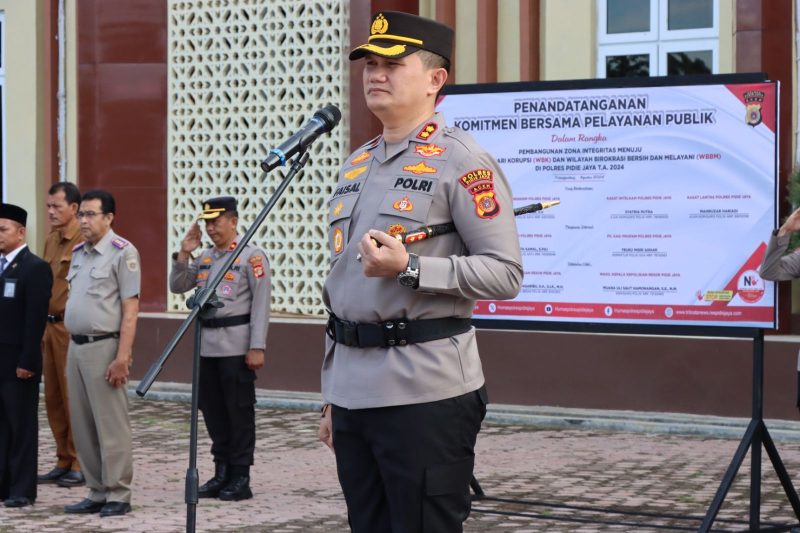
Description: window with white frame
xmin=597 ymin=0 xmax=718 ymax=78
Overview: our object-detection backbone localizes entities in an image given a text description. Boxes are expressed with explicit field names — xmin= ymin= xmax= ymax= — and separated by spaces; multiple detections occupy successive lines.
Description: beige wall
xmin=497 ymin=0 xmax=522 ymax=82
xmin=0 ymin=0 xmax=46 ymax=248
xmin=541 ymin=0 xmax=595 ymax=80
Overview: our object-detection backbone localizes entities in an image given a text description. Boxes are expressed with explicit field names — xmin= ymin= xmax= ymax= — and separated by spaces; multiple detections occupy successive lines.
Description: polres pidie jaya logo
xmin=737 ymin=270 xmax=764 ymax=303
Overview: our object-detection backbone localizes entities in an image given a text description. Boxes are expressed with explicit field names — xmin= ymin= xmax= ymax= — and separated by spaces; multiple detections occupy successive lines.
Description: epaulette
xmin=72 ymin=241 xmax=86 ymax=252
xmin=415 ymin=122 xmax=438 ymax=141
xmin=111 ymin=237 xmax=129 ymax=249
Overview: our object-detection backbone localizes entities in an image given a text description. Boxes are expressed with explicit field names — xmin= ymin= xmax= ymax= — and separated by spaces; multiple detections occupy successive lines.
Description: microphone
xmin=261 ymin=104 xmax=342 ymax=172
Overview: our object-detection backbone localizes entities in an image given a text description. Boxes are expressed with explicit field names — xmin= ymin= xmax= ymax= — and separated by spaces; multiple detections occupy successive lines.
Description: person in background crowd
xmin=63 ymin=189 xmax=139 ymax=517
xmin=169 ymin=196 xmax=270 ymax=502
xmin=38 ymin=182 xmax=85 ymax=488
xmin=0 ymin=203 xmax=53 ymax=508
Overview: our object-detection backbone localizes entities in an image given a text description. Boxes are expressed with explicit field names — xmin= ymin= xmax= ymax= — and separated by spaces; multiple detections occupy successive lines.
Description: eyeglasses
xmin=77 ymin=211 xmax=105 ymax=219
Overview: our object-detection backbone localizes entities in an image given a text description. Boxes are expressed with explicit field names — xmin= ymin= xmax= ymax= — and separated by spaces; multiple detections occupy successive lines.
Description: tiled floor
xmin=2 ymin=398 xmax=800 ymax=532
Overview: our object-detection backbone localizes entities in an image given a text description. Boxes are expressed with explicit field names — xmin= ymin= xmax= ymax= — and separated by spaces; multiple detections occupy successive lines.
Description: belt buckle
xmin=382 ymin=320 xmax=409 ymax=347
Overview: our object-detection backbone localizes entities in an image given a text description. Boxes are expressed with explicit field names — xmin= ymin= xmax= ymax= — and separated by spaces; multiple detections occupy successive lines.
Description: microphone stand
xmin=136 ymin=150 xmax=312 ymax=533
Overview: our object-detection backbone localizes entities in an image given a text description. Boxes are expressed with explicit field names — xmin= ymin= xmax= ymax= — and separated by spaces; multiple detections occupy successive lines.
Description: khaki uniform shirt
xmin=322 ymin=112 xmax=523 ymax=409
xmin=759 ymin=230 xmax=800 ymax=280
xmin=169 ymin=236 xmax=270 ymax=357
xmin=43 ymin=219 xmax=82 ymax=315
xmin=64 ymin=229 xmax=141 ymax=335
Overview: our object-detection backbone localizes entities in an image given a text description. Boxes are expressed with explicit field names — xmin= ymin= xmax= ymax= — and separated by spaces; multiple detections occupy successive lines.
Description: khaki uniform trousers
xmin=42 ymin=321 xmax=80 ymax=471
xmin=66 ymin=337 xmax=132 ymax=504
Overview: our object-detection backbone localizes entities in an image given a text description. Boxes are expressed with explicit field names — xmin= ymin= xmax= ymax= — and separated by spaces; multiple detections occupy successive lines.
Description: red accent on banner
xmin=724 ymin=82 xmax=777 ymax=133
xmin=709 ymin=242 xmax=767 ymax=308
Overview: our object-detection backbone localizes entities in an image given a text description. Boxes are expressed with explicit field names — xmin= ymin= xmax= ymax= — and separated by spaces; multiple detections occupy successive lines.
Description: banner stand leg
xmin=700 ymin=329 xmax=800 ymax=532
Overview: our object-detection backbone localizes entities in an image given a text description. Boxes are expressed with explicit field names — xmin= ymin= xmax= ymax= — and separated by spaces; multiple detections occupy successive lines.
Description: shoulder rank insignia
xmin=72 ymin=241 xmax=86 ymax=252
xmin=351 ymin=151 xmax=371 ymax=164
xmin=414 ymin=144 xmax=446 ymax=158
xmin=111 ymin=237 xmax=129 ymax=249
xmin=402 ymin=161 xmax=437 ymax=175
xmin=416 ymin=122 xmax=438 ymax=140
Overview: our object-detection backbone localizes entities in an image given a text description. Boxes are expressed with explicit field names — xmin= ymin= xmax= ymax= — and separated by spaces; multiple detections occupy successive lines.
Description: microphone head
xmin=314 ymin=104 xmax=342 ymax=133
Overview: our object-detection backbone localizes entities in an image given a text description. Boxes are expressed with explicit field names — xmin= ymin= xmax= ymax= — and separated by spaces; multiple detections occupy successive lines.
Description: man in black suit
xmin=0 ymin=203 xmax=53 ymax=508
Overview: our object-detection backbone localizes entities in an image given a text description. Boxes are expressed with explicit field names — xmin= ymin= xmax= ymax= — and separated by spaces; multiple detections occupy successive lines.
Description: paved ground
xmin=2 ymin=396 xmax=800 ymax=532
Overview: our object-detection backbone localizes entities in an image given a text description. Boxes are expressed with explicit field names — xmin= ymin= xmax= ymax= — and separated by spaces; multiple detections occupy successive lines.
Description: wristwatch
xmin=397 ymin=253 xmax=420 ymax=289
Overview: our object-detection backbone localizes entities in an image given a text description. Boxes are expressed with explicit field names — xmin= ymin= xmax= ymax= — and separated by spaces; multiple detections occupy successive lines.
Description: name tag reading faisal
xmin=3 ymin=280 xmax=16 ymax=298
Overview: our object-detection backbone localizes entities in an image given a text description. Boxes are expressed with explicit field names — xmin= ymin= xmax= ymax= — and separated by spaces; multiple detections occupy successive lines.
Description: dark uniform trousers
xmin=198 ymin=355 xmax=257 ymax=467
xmin=332 ymin=386 xmax=488 ymax=533
xmin=0 ymin=372 xmax=39 ymax=501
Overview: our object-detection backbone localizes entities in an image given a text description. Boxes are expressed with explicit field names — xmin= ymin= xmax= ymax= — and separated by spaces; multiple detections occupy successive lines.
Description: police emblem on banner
xmin=743 ymin=90 xmax=765 ymax=127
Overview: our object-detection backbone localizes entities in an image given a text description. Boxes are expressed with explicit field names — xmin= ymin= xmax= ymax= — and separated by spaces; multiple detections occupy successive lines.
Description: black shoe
xmin=99 ymin=501 xmax=131 ymax=517
xmin=38 ymin=467 xmax=70 ymax=484
xmin=198 ymin=462 xmax=229 ymax=498
xmin=56 ymin=471 xmax=85 ymax=488
xmin=4 ymin=497 xmax=33 ymax=508
xmin=218 ymin=475 xmax=253 ymax=501
xmin=64 ymin=498 xmax=105 ymax=514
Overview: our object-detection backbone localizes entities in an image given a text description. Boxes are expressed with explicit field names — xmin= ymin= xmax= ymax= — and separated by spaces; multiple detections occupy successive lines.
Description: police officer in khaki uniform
xmin=169 ymin=196 xmax=270 ymax=502
xmin=63 ymin=189 xmax=139 ymax=517
xmin=318 ymin=11 xmax=523 ymax=533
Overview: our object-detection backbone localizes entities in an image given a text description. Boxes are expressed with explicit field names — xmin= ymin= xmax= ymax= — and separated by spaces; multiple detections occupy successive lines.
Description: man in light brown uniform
xmin=169 ymin=196 xmax=270 ymax=502
xmin=63 ymin=189 xmax=139 ymax=517
xmin=38 ymin=182 xmax=85 ymax=488
xmin=318 ymin=11 xmax=523 ymax=533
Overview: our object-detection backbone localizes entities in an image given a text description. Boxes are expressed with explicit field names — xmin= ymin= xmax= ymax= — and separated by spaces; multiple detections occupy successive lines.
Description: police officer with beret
xmin=170 ymin=196 xmax=270 ymax=502
xmin=318 ymin=11 xmax=523 ymax=533
xmin=63 ymin=189 xmax=140 ymax=517
xmin=0 ymin=203 xmax=53 ymax=508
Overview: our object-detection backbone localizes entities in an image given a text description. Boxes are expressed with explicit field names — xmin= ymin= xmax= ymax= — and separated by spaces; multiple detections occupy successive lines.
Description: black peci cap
xmin=0 ymin=203 xmax=27 ymax=226
xmin=199 ymin=196 xmax=237 ymax=220
xmin=349 ymin=11 xmax=453 ymax=64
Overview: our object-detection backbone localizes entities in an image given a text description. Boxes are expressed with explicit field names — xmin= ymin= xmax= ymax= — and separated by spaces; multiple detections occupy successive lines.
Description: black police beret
xmin=0 ymin=203 xmax=27 ymax=226
xmin=199 ymin=196 xmax=237 ymax=220
xmin=349 ymin=11 xmax=453 ymax=64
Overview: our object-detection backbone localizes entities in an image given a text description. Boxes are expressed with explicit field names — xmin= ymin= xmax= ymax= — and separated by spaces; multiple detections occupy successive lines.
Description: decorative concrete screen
xmin=167 ymin=0 xmax=349 ymax=315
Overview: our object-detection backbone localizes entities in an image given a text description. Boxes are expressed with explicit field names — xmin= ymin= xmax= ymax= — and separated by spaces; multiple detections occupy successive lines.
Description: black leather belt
xmin=71 ymin=332 xmax=119 ymax=345
xmin=47 ymin=313 xmax=64 ymax=323
xmin=200 ymin=313 xmax=251 ymax=328
xmin=327 ymin=314 xmax=471 ymax=348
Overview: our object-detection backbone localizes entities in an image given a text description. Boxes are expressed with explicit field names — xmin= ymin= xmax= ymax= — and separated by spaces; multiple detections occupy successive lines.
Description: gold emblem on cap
xmin=204 ymin=203 xmax=211 ymax=210
xmin=371 ymin=13 xmax=388 ymax=35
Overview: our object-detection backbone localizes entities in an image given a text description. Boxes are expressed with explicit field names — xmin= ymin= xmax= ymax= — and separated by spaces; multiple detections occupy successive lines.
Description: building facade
xmin=2 ymin=0 xmax=799 ymax=418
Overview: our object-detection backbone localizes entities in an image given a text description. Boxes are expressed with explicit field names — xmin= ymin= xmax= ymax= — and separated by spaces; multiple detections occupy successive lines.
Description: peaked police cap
xmin=349 ymin=11 xmax=453 ymax=64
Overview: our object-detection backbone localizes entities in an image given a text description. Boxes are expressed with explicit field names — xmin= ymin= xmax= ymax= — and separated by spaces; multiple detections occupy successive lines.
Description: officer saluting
xmin=169 ymin=196 xmax=270 ymax=502
xmin=0 ymin=203 xmax=52 ymax=508
xmin=318 ymin=11 xmax=522 ymax=533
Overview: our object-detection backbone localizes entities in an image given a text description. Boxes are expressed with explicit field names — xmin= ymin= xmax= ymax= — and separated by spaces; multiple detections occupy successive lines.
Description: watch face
xmin=398 ymin=274 xmax=416 ymax=287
